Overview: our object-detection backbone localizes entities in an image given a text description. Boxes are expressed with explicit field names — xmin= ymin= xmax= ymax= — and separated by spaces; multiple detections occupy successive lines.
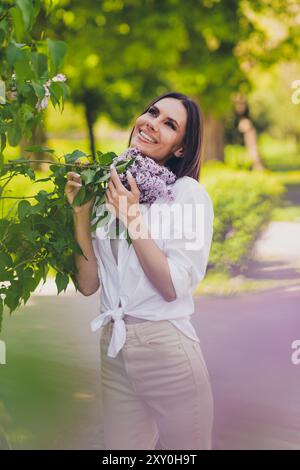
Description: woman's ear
xmin=173 ymin=146 xmax=184 ymax=158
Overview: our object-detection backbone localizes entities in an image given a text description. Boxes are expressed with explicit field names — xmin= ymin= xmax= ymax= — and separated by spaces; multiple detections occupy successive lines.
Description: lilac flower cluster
xmin=112 ymin=147 xmax=177 ymax=204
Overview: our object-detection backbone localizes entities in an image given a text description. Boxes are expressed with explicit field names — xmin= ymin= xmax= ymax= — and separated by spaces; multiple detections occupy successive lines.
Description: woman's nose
xmin=146 ymin=120 xmax=158 ymax=132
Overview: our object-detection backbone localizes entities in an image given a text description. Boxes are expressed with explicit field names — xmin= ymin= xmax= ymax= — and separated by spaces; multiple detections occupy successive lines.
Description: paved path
xmin=253 ymin=221 xmax=300 ymax=266
xmin=194 ymin=288 xmax=300 ymax=450
xmin=194 ymin=220 xmax=300 ymax=449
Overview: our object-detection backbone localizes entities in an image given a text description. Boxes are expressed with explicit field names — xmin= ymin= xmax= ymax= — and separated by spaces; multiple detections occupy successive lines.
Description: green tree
xmin=22 ymin=0 xmax=300 ymax=163
xmin=40 ymin=0 xmax=244 ymax=161
xmin=0 ymin=0 xmax=69 ymax=169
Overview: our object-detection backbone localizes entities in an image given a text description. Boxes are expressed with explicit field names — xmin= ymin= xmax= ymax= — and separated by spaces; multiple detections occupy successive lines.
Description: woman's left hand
xmin=105 ymin=165 xmax=141 ymax=228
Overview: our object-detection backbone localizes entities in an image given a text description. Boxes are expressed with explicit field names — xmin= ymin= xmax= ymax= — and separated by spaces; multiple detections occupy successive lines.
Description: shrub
xmin=204 ymin=169 xmax=285 ymax=273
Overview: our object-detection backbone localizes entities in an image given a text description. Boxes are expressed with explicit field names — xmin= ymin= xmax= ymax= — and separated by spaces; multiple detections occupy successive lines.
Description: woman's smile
xmin=137 ymin=129 xmax=158 ymax=144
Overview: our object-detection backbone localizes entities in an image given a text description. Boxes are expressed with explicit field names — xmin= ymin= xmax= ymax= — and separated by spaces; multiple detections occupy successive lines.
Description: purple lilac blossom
xmin=112 ymin=147 xmax=177 ymax=204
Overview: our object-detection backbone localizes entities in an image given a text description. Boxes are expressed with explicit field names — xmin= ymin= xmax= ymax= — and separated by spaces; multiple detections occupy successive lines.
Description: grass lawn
xmin=0 ymin=294 xmax=102 ymax=450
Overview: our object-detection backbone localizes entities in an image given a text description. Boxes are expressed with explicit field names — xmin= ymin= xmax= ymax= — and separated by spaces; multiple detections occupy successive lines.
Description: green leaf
xmin=55 ymin=272 xmax=69 ymax=295
xmin=15 ymin=55 xmax=34 ymax=81
xmin=0 ymin=133 xmax=6 ymax=152
xmin=96 ymin=193 xmax=106 ymax=206
xmin=98 ymin=152 xmax=118 ymax=165
xmin=125 ymin=228 xmax=132 ymax=247
xmin=47 ymin=39 xmax=68 ymax=74
xmin=60 ymin=82 xmax=70 ymax=100
xmin=41 ymin=263 xmax=49 ymax=283
xmin=16 ymin=0 xmax=34 ymax=30
xmin=30 ymin=52 xmax=48 ymax=78
xmin=0 ymin=219 xmax=11 ymax=237
xmin=25 ymin=145 xmax=55 ymax=153
xmin=18 ymin=199 xmax=32 ymax=220
xmin=81 ymin=168 xmax=96 ymax=185
xmin=5 ymin=287 xmax=21 ymax=313
xmin=25 ymin=167 xmax=35 ymax=180
xmin=10 ymin=7 xmax=25 ymax=42
xmin=94 ymin=172 xmax=111 ymax=184
xmin=0 ymin=27 xmax=6 ymax=47
xmin=20 ymin=103 xmax=34 ymax=123
xmin=90 ymin=210 xmax=111 ymax=232
xmin=64 ymin=149 xmax=86 ymax=164
xmin=7 ymin=125 xmax=21 ymax=147
xmin=114 ymin=161 xmax=132 ymax=173
xmin=6 ymin=42 xmax=23 ymax=66
xmin=72 ymin=186 xmax=86 ymax=207
xmin=0 ymin=252 xmax=13 ymax=270
xmin=49 ymin=81 xmax=62 ymax=103
xmin=31 ymin=81 xmax=46 ymax=100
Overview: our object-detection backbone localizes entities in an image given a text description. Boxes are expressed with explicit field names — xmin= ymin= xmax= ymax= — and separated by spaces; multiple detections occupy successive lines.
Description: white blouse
xmin=90 ymin=176 xmax=214 ymax=358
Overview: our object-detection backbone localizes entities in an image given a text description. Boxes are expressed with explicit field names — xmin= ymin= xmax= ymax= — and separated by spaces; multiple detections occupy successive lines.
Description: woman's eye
xmin=148 ymin=108 xmax=176 ymax=130
xmin=166 ymin=121 xmax=176 ymax=130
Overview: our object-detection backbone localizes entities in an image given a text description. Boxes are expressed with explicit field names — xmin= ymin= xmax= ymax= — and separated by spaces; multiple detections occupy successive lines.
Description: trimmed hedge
xmin=204 ymin=167 xmax=285 ymax=273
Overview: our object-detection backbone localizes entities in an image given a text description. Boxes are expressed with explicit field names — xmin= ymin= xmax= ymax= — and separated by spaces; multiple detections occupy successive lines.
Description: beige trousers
xmin=99 ymin=319 xmax=214 ymax=450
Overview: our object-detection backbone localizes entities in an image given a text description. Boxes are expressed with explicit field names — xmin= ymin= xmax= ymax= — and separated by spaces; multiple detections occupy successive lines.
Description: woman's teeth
xmin=139 ymin=130 xmax=156 ymax=143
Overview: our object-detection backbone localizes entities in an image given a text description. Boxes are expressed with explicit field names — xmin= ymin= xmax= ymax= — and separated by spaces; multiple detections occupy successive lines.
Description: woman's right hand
xmin=65 ymin=162 xmax=96 ymax=215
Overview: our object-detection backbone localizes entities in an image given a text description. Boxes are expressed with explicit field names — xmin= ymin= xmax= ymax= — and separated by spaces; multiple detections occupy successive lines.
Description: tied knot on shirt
xmin=112 ymin=307 xmax=125 ymax=322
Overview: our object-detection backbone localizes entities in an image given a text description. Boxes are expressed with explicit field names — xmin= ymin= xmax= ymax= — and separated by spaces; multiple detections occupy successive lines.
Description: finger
xmin=66 ymin=180 xmax=82 ymax=192
xmin=106 ymin=187 xmax=112 ymax=200
xmin=126 ymin=170 xmax=140 ymax=196
xmin=108 ymin=180 xmax=117 ymax=197
xmin=110 ymin=164 xmax=123 ymax=191
xmin=67 ymin=171 xmax=81 ymax=182
xmin=105 ymin=191 xmax=115 ymax=212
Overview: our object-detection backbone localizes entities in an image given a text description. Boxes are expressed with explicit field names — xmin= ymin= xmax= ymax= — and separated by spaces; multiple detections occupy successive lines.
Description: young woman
xmin=64 ymin=92 xmax=214 ymax=450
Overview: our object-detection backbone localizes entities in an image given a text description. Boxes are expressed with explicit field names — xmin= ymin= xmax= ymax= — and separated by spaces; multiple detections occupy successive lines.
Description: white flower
xmin=43 ymin=83 xmax=51 ymax=97
xmin=35 ymin=73 xmax=67 ymax=111
xmin=35 ymin=95 xmax=49 ymax=111
xmin=51 ymin=73 xmax=67 ymax=82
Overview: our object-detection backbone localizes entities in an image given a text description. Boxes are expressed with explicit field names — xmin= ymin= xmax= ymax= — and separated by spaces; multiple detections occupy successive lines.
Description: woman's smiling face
xmin=130 ymin=97 xmax=188 ymax=166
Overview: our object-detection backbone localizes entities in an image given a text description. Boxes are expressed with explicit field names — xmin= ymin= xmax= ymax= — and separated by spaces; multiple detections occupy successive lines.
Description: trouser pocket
xmin=179 ymin=336 xmax=213 ymax=393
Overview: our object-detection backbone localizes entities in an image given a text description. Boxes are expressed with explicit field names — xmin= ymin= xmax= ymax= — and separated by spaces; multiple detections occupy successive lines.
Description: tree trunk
xmin=202 ymin=114 xmax=225 ymax=162
xmin=84 ymin=102 xmax=96 ymax=158
xmin=20 ymin=123 xmax=53 ymax=172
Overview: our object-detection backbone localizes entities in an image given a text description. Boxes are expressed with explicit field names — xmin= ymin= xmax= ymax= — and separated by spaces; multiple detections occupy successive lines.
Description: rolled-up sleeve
xmin=164 ymin=179 xmax=214 ymax=300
